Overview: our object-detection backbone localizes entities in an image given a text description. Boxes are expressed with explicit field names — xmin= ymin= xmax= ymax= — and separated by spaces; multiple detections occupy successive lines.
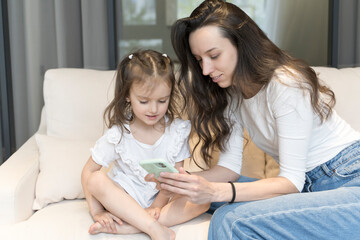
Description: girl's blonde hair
xmin=104 ymin=49 xmax=179 ymax=134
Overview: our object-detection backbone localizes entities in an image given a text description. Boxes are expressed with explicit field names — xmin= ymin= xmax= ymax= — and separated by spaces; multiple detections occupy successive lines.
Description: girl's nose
xmin=149 ymin=102 xmax=158 ymax=113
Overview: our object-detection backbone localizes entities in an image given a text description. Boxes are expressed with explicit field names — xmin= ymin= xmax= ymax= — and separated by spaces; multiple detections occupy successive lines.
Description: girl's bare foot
xmin=149 ymin=221 xmax=175 ymax=240
xmin=88 ymin=221 xmax=141 ymax=235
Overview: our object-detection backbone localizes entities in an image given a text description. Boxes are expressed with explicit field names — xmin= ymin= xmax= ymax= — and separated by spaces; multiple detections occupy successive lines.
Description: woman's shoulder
xmin=266 ymin=67 xmax=311 ymax=112
xmin=273 ymin=65 xmax=313 ymax=90
xmin=266 ymin=66 xmax=306 ymax=97
xmin=271 ymin=66 xmax=304 ymax=86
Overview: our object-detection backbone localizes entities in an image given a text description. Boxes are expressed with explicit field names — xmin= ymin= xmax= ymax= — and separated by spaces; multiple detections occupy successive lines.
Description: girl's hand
xmin=144 ymin=174 xmax=175 ymax=198
xmin=145 ymin=173 xmax=160 ymax=188
xmin=145 ymin=207 xmax=161 ymax=220
xmin=157 ymin=167 xmax=216 ymax=204
xmin=93 ymin=210 xmax=123 ymax=233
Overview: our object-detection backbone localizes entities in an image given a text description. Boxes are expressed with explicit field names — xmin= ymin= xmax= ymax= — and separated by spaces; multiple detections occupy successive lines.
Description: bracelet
xmin=228 ymin=181 xmax=236 ymax=204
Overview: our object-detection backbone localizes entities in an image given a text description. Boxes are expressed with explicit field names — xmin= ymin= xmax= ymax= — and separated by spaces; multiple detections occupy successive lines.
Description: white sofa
xmin=0 ymin=67 xmax=359 ymax=240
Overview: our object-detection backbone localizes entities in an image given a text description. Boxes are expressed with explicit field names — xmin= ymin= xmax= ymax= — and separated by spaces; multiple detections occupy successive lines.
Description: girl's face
xmin=128 ymin=78 xmax=171 ymax=127
xmin=189 ymin=25 xmax=238 ymax=88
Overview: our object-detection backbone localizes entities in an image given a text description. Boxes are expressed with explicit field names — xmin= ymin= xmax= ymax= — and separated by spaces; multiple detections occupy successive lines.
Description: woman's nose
xmin=202 ymin=59 xmax=213 ymax=76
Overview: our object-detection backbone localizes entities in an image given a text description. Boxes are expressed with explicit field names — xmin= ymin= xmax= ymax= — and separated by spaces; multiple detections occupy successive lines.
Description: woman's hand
xmin=157 ymin=167 xmax=217 ymax=204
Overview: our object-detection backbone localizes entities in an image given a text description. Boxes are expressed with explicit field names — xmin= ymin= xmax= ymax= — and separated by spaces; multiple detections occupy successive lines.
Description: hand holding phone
xmin=140 ymin=158 xmax=179 ymax=178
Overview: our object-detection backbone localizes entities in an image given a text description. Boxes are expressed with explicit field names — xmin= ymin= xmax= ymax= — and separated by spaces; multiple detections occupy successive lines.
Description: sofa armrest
xmin=0 ymin=136 xmax=39 ymax=225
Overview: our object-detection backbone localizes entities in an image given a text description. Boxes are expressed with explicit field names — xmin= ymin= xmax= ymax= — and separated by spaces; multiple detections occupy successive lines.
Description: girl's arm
xmin=81 ymin=157 xmax=106 ymax=217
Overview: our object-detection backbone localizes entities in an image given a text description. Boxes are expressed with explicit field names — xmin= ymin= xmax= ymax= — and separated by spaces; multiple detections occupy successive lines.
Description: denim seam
xmin=308 ymin=140 xmax=360 ymax=179
xmin=230 ymin=202 xmax=360 ymax=239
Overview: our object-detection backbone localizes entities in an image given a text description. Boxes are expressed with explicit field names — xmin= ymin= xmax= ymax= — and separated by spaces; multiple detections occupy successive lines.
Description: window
xmin=0 ymin=0 xmax=15 ymax=164
xmin=228 ymin=0 xmax=266 ymax=30
xmin=115 ymin=0 xmax=329 ymax=66
xmin=116 ymin=0 xmax=204 ymax=61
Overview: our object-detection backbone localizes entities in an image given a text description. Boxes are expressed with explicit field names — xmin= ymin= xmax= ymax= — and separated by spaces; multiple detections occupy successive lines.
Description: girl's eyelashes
xmin=211 ymin=54 xmax=219 ymax=59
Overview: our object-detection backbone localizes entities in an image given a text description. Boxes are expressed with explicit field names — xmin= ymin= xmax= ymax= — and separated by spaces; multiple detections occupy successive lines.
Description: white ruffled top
xmin=91 ymin=117 xmax=191 ymax=208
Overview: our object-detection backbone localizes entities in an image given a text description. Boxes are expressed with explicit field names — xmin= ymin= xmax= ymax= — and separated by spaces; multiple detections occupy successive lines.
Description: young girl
xmin=81 ymin=49 xmax=209 ymax=240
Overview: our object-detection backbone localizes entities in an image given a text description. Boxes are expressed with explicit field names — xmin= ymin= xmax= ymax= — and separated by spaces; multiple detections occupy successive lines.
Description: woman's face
xmin=189 ymin=25 xmax=238 ymax=88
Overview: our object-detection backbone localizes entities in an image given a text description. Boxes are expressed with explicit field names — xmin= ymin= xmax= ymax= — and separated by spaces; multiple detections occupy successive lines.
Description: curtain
xmin=8 ymin=0 xmax=110 ymax=148
xmin=337 ymin=0 xmax=360 ymax=67
xmin=264 ymin=0 xmax=329 ymax=66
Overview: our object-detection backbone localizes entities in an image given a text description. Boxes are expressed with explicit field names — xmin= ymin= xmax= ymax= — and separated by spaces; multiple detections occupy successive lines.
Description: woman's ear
xmin=126 ymin=97 xmax=130 ymax=102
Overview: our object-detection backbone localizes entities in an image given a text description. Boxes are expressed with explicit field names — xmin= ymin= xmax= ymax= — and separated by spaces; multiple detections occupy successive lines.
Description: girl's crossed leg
xmin=86 ymin=171 xmax=209 ymax=239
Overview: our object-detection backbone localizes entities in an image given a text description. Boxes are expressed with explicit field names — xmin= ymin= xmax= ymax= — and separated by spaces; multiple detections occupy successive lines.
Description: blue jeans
xmin=208 ymin=140 xmax=360 ymax=240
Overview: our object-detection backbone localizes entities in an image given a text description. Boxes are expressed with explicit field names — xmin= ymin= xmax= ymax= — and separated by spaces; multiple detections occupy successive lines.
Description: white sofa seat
xmin=2 ymin=200 xmax=211 ymax=240
xmin=0 ymin=67 xmax=359 ymax=240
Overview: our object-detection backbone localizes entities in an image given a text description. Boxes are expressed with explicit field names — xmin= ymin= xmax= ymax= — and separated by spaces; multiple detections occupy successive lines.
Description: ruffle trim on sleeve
xmin=90 ymin=146 xmax=109 ymax=168
xmin=106 ymin=126 xmax=149 ymax=185
xmin=166 ymin=119 xmax=191 ymax=164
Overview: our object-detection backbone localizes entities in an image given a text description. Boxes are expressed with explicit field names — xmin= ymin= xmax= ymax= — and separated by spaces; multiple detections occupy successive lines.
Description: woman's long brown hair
xmin=172 ymin=0 xmax=335 ymax=168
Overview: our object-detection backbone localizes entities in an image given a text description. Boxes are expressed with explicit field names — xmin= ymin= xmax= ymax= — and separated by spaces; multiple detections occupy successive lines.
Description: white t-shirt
xmin=218 ymin=68 xmax=360 ymax=191
xmin=91 ymin=118 xmax=191 ymax=208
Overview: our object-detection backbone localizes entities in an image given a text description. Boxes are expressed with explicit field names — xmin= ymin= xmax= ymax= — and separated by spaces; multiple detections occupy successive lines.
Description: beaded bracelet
xmin=228 ymin=181 xmax=236 ymax=203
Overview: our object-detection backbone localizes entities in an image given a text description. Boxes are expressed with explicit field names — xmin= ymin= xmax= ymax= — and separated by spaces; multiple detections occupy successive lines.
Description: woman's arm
xmin=158 ymin=168 xmax=298 ymax=204
xmin=211 ymin=176 xmax=298 ymax=203
xmin=192 ymin=165 xmax=240 ymax=182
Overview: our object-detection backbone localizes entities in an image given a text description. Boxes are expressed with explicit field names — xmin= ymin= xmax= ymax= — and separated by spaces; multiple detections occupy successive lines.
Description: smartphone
xmin=140 ymin=158 xmax=179 ymax=178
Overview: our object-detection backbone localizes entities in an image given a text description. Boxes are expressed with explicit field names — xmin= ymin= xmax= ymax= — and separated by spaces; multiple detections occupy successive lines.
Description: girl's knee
xmin=202 ymin=202 xmax=211 ymax=213
xmin=193 ymin=202 xmax=211 ymax=216
xmin=87 ymin=171 xmax=109 ymax=195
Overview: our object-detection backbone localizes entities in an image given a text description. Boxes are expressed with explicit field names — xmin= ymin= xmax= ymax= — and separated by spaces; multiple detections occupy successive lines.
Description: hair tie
xmin=228 ymin=181 xmax=236 ymax=204
xmin=128 ymin=54 xmax=133 ymax=60
xmin=162 ymin=53 xmax=167 ymax=58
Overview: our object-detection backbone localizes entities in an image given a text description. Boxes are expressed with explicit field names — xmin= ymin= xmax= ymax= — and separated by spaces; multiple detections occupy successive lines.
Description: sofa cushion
xmin=44 ymin=68 xmax=116 ymax=141
xmin=33 ymin=134 xmax=94 ymax=210
xmin=313 ymin=67 xmax=360 ymax=131
xmin=1 ymin=200 xmax=211 ymax=240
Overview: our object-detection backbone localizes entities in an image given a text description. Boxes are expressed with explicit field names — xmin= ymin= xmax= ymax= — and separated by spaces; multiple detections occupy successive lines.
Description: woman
xmin=152 ymin=0 xmax=360 ymax=239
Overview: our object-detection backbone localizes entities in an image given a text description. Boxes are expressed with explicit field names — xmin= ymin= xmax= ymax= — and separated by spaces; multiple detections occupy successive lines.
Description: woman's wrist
xmin=212 ymin=182 xmax=235 ymax=202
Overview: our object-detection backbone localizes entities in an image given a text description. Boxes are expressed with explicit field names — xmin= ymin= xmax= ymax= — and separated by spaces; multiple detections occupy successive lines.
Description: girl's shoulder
xmin=167 ymin=118 xmax=191 ymax=137
xmin=103 ymin=125 xmax=129 ymax=145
